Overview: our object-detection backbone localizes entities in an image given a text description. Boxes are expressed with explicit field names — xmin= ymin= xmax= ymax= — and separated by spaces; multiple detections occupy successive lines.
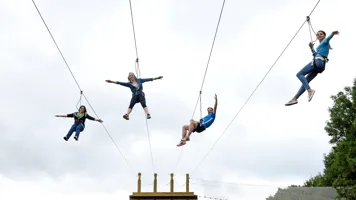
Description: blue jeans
xmin=66 ymin=123 xmax=84 ymax=138
xmin=295 ymin=59 xmax=325 ymax=99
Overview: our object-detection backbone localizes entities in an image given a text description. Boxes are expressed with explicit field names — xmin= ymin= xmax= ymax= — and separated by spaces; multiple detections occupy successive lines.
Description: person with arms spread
xmin=106 ymin=72 xmax=163 ymax=120
xmin=55 ymin=105 xmax=103 ymax=141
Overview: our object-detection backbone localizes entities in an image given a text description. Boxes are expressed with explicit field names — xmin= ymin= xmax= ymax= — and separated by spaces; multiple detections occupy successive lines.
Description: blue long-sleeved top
xmin=311 ymin=33 xmax=334 ymax=58
xmin=115 ymin=78 xmax=153 ymax=96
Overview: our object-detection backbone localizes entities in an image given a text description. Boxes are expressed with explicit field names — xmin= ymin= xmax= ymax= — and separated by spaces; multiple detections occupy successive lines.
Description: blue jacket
xmin=311 ymin=33 xmax=334 ymax=58
xmin=116 ymin=78 xmax=153 ymax=96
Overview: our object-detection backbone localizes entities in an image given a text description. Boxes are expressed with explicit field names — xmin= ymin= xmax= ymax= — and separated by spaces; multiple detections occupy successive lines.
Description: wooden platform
xmin=130 ymin=192 xmax=198 ymax=199
xmin=129 ymin=173 xmax=198 ymax=200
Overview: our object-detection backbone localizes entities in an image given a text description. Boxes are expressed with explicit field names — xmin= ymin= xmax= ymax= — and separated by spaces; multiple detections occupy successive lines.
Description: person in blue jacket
xmin=285 ymin=30 xmax=339 ymax=106
xmin=106 ymin=72 xmax=163 ymax=120
xmin=55 ymin=105 xmax=103 ymax=141
xmin=177 ymin=94 xmax=217 ymax=147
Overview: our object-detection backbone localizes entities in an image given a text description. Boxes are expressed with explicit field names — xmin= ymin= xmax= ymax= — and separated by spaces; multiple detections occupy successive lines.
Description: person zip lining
xmin=106 ymin=72 xmax=163 ymax=120
xmin=55 ymin=105 xmax=103 ymax=141
xmin=177 ymin=94 xmax=218 ymax=147
xmin=285 ymin=30 xmax=339 ymax=106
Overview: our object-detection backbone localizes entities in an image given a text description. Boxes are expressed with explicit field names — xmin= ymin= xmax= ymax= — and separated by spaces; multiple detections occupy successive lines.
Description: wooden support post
xmin=186 ymin=173 xmax=189 ymax=192
xmin=137 ymin=172 xmax=141 ymax=193
xmin=154 ymin=173 xmax=157 ymax=193
xmin=170 ymin=173 xmax=174 ymax=193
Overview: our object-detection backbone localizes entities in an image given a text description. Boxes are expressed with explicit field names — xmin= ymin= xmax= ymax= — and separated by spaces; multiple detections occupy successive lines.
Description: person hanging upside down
xmin=177 ymin=94 xmax=217 ymax=147
xmin=55 ymin=105 xmax=103 ymax=141
xmin=285 ymin=30 xmax=339 ymax=106
xmin=106 ymin=72 xmax=163 ymax=120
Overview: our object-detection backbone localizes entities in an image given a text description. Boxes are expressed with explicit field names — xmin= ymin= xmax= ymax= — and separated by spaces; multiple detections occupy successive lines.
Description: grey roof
xmin=266 ymin=187 xmax=343 ymax=200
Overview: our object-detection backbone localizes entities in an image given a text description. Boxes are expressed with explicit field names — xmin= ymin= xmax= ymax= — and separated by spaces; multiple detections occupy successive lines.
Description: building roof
xmin=266 ymin=187 xmax=343 ymax=200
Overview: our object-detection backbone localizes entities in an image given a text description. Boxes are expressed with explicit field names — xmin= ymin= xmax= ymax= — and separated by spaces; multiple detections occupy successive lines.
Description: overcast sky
xmin=1 ymin=0 xmax=355 ymax=199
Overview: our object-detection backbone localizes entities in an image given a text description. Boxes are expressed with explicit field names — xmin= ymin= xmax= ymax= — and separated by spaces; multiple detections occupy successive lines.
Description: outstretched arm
xmin=55 ymin=113 xmax=73 ymax=118
xmin=320 ymin=31 xmax=339 ymax=45
xmin=87 ymin=114 xmax=103 ymax=123
xmin=105 ymin=80 xmax=130 ymax=87
xmin=55 ymin=114 xmax=67 ymax=117
xmin=213 ymin=94 xmax=217 ymax=114
xmin=140 ymin=76 xmax=163 ymax=83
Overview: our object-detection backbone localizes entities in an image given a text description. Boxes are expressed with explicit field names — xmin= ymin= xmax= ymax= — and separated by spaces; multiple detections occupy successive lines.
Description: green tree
xmin=303 ymin=78 xmax=356 ymax=199
xmin=325 ymin=78 xmax=356 ymax=199
xmin=303 ymin=172 xmax=329 ymax=187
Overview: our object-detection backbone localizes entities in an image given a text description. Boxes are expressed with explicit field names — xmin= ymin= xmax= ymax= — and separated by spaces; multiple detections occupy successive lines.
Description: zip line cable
xmin=127 ymin=0 xmax=155 ymax=173
xmin=174 ymin=0 xmax=226 ymax=174
xmin=191 ymin=0 xmax=226 ymax=119
xmin=31 ymin=0 xmax=135 ymax=175
xmin=190 ymin=0 xmax=322 ymax=175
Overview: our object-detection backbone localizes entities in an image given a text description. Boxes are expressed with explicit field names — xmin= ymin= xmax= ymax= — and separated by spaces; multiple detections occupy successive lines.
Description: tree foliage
xmin=302 ymin=78 xmax=356 ymax=199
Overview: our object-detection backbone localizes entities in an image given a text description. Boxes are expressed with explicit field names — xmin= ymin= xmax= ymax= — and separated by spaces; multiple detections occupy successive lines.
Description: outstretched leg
xmin=64 ymin=124 xmax=77 ymax=141
xmin=74 ymin=124 xmax=84 ymax=141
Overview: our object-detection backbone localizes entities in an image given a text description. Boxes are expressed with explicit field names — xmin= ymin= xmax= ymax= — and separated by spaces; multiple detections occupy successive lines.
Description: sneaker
xmin=285 ymin=99 xmax=298 ymax=106
xmin=308 ymin=90 xmax=315 ymax=102
xmin=177 ymin=140 xmax=186 ymax=147
xmin=123 ymin=114 xmax=129 ymax=120
xmin=63 ymin=136 xmax=68 ymax=141
xmin=147 ymin=114 xmax=151 ymax=119
xmin=74 ymin=136 xmax=78 ymax=141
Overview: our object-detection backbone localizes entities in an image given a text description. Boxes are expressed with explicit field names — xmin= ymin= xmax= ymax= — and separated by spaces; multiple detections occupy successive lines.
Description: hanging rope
xmin=199 ymin=91 xmax=203 ymax=120
xmin=144 ymin=117 xmax=155 ymax=172
xmin=31 ymin=0 xmax=135 ymax=176
xmin=190 ymin=0 xmax=322 ymax=176
xmin=191 ymin=0 xmax=226 ymax=119
xmin=174 ymin=0 xmax=227 ymax=174
xmin=306 ymin=16 xmax=317 ymax=43
xmin=135 ymin=58 xmax=141 ymax=78
xmin=76 ymin=91 xmax=83 ymax=109
xmin=127 ymin=0 xmax=155 ymax=173
xmin=192 ymin=0 xmax=225 ymax=119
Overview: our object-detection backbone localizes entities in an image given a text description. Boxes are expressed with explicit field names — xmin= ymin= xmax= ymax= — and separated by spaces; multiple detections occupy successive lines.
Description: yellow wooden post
xmin=129 ymin=172 xmax=198 ymax=199
xmin=170 ymin=173 xmax=174 ymax=193
xmin=186 ymin=173 xmax=189 ymax=192
xmin=137 ymin=172 xmax=141 ymax=193
xmin=154 ymin=173 xmax=157 ymax=193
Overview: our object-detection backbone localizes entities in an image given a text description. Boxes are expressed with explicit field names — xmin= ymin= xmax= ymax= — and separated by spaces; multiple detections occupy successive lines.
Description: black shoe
xmin=147 ymin=114 xmax=151 ymax=119
xmin=74 ymin=136 xmax=78 ymax=141
xmin=123 ymin=114 xmax=129 ymax=120
xmin=63 ymin=136 xmax=68 ymax=141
